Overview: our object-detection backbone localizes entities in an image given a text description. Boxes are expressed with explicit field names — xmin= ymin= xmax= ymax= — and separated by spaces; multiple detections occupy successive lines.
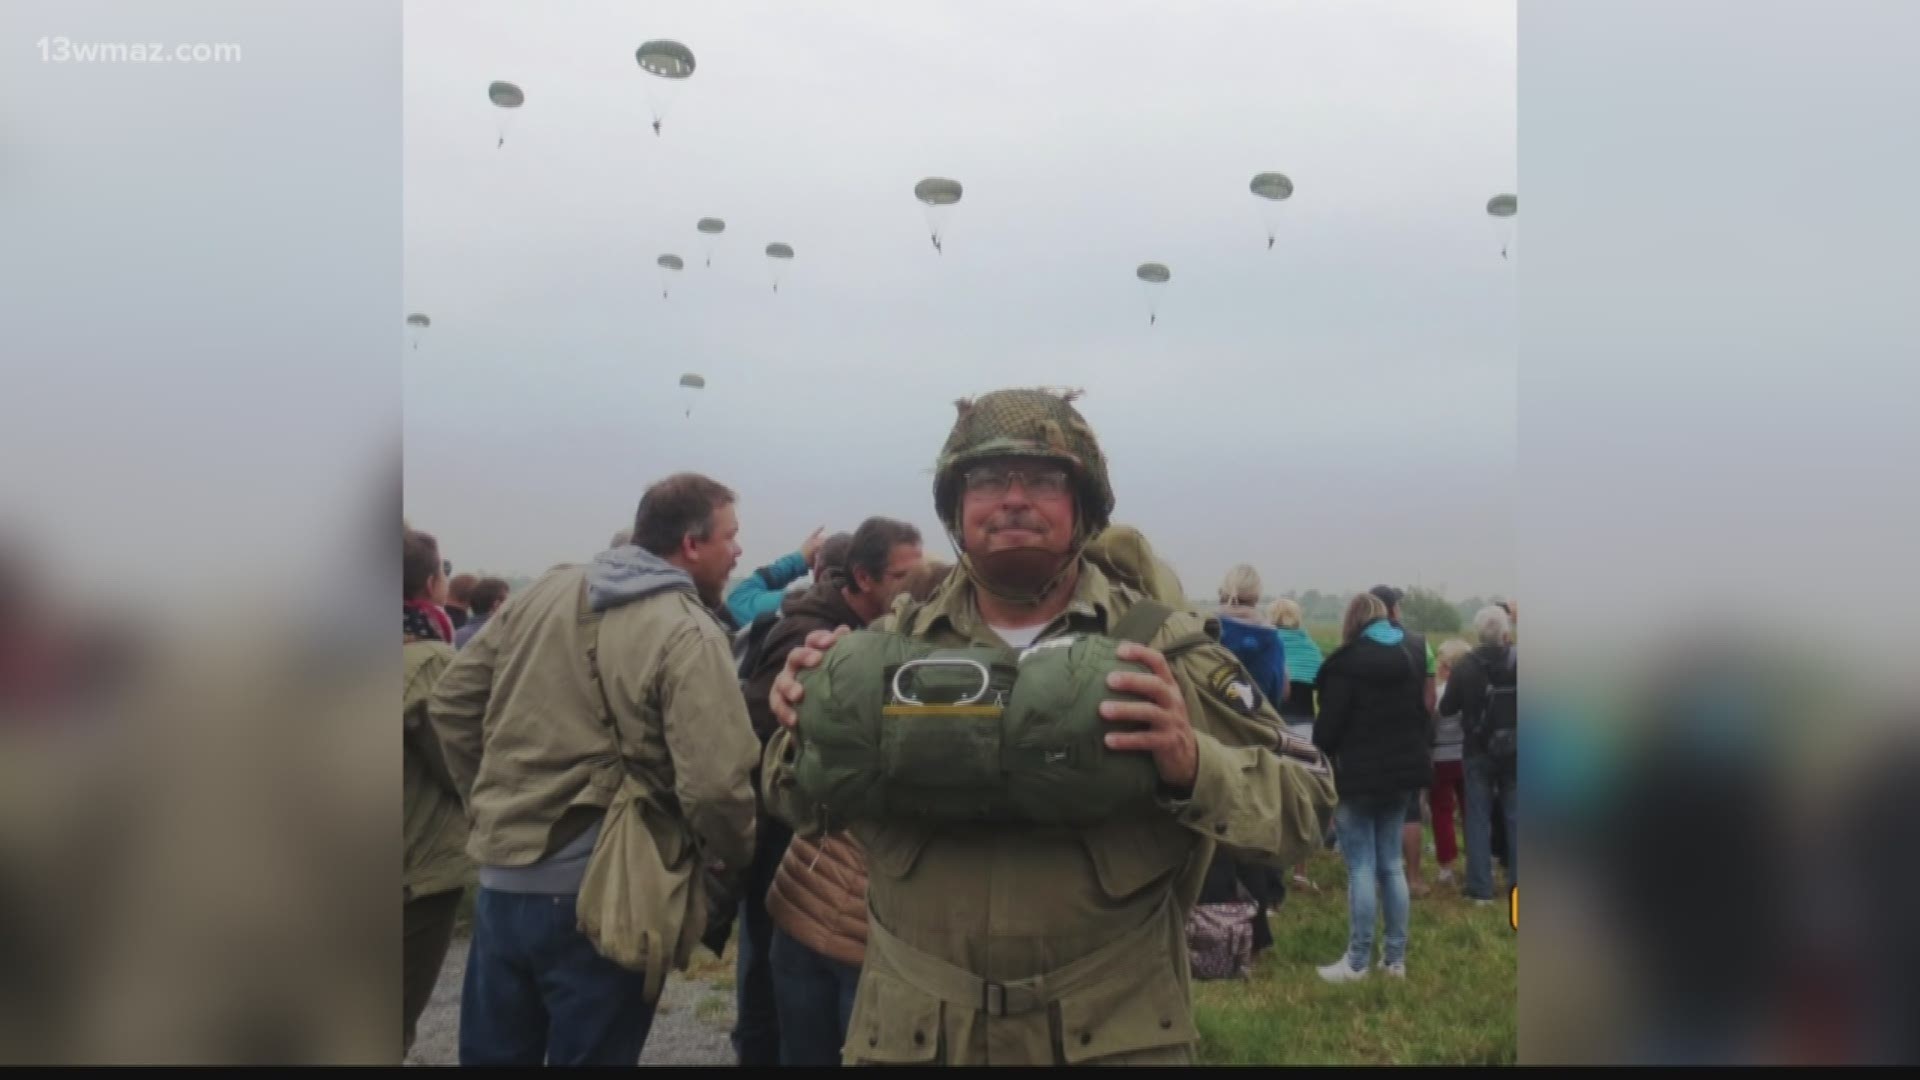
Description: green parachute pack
xmin=789 ymin=593 xmax=1214 ymax=828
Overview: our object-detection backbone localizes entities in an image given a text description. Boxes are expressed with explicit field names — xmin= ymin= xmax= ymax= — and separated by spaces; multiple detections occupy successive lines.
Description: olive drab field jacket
xmin=763 ymin=561 xmax=1336 ymax=1065
xmin=428 ymin=551 xmax=760 ymax=888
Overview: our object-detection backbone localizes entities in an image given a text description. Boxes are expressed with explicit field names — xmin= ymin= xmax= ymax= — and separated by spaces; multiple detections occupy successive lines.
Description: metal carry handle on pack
xmin=890 ymin=657 xmax=993 ymax=706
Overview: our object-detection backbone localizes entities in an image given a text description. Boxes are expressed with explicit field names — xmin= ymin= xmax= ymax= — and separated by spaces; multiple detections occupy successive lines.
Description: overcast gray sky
xmin=401 ymin=0 xmax=1515 ymax=599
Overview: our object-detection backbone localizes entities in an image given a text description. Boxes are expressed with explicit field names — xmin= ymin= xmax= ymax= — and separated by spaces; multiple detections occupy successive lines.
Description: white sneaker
xmin=1317 ymin=958 xmax=1370 ymax=984
xmin=1436 ymin=867 xmax=1456 ymax=886
xmin=1377 ymin=961 xmax=1407 ymax=978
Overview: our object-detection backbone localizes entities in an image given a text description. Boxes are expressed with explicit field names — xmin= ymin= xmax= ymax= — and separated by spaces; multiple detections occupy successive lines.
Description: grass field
xmin=1193 ymin=844 xmax=1516 ymax=1065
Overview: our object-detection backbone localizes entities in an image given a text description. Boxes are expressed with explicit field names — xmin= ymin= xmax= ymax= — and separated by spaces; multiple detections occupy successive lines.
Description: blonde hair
xmin=1436 ymin=638 xmax=1472 ymax=672
xmin=1341 ymin=592 xmax=1387 ymax=644
xmin=1267 ymin=598 xmax=1303 ymax=629
xmin=1218 ymin=564 xmax=1262 ymax=607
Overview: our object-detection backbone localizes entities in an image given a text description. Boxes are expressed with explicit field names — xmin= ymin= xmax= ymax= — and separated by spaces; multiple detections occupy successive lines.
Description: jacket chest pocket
xmin=1078 ymin=817 xmax=1195 ymax=902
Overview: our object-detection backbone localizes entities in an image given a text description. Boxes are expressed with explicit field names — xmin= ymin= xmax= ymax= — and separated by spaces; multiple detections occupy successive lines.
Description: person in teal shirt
xmin=725 ymin=528 xmax=850 ymax=627
xmin=1267 ymin=598 xmax=1324 ymax=725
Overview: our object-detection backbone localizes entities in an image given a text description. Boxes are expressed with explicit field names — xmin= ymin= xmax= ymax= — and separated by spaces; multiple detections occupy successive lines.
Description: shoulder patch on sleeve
xmin=1204 ymin=658 xmax=1263 ymax=715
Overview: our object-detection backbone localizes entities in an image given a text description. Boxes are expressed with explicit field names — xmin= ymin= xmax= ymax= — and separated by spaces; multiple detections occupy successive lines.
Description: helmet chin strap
xmin=947 ymin=524 xmax=1089 ymax=609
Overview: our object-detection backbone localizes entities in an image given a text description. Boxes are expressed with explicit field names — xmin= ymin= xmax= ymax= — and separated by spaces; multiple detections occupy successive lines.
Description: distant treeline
xmin=1188 ymin=586 xmax=1500 ymax=637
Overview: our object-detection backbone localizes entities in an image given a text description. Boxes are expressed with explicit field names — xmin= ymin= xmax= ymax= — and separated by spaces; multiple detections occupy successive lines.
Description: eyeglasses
xmin=962 ymin=464 xmax=1070 ymax=499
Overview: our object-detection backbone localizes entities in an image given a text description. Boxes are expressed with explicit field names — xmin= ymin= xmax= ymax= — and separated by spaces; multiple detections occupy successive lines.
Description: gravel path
xmin=404 ymin=934 xmax=739 ymax=1066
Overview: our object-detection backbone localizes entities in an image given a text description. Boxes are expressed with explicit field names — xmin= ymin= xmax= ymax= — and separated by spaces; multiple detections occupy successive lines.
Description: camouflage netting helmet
xmin=932 ymin=387 xmax=1115 ymax=542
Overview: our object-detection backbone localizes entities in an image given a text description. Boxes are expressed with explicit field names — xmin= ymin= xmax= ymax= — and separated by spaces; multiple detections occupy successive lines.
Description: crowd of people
xmin=398 ymin=386 xmax=1515 ymax=1065
xmin=1183 ymin=572 xmax=1518 ymax=984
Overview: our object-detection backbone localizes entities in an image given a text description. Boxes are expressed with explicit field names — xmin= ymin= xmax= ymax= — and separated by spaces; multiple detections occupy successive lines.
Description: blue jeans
xmin=732 ymin=814 xmax=790 ymax=1066
xmin=1334 ymin=791 xmax=1415 ymax=970
xmin=770 ymin=926 xmax=862 ymax=1066
xmin=458 ymin=889 xmax=659 ymax=1066
xmin=1465 ymin=753 xmax=1518 ymax=900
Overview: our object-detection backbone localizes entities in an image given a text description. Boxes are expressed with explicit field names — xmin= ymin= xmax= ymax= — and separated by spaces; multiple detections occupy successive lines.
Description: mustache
xmin=987 ymin=514 xmax=1049 ymax=533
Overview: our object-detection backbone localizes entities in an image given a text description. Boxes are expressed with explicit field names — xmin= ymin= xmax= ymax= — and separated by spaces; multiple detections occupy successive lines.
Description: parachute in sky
xmin=657 ymin=253 xmax=685 ymax=298
xmin=1136 ymin=263 xmax=1170 ymax=326
xmin=488 ymin=81 xmax=524 ymax=149
xmin=1250 ymin=171 xmax=1295 ymax=250
xmin=635 ymin=41 xmax=696 ymax=135
xmin=913 ymin=177 xmax=963 ymax=254
xmin=406 ymin=312 xmax=430 ymax=351
xmin=678 ymin=372 xmax=705 ymax=418
xmin=1486 ymin=193 xmax=1518 ymax=259
xmin=696 ymin=217 xmax=725 ymax=267
xmin=764 ymin=242 xmax=794 ymax=293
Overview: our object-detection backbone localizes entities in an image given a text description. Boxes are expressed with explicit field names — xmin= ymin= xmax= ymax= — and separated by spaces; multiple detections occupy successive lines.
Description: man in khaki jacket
xmin=763 ymin=389 xmax=1336 ymax=1065
xmin=428 ymin=473 xmax=761 ymax=1066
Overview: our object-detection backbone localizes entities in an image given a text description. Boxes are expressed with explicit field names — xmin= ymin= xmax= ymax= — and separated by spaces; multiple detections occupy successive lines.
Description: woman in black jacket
xmin=1312 ymin=592 xmax=1434 ymax=981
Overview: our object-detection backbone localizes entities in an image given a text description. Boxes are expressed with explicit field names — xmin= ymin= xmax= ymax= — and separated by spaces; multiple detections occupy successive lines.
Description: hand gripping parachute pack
xmin=789 ymin=601 xmax=1199 ymax=828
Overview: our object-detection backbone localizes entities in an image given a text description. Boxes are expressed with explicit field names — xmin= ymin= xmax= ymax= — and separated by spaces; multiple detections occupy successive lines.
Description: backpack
xmin=1474 ymin=647 xmax=1518 ymax=769
xmin=732 ymin=609 xmax=781 ymax=689
xmin=1082 ymin=524 xmax=1189 ymax=609
xmin=1186 ymin=899 xmax=1257 ymax=980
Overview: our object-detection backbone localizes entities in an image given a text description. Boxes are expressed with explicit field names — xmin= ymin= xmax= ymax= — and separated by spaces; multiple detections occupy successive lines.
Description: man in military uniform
xmin=761 ymin=388 xmax=1335 ymax=1065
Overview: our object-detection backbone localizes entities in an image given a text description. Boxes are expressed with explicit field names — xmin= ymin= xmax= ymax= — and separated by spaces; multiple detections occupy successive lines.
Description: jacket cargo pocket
xmin=1080 ymin=817 xmax=1195 ymax=902
xmin=1056 ymin=972 xmax=1198 ymax=1064
xmin=843 ymin=970 xmax=944 ymax=1065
